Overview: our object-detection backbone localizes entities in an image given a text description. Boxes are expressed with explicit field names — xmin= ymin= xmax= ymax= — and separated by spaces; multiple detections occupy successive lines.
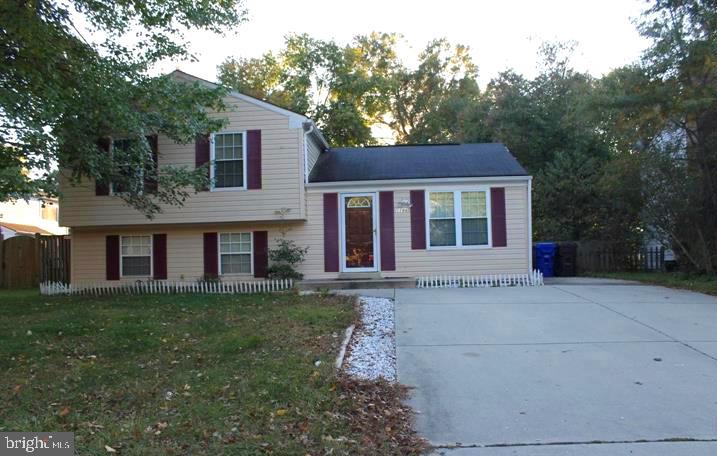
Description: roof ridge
xmin=329 ymin=142 xmax=506 ymax=151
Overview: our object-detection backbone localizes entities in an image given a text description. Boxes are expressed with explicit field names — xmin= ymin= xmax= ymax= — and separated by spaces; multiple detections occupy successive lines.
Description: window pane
xmin=429 ymin=192 xmax=454 ymax=218
xmin=215 ymin=160 xmax=244 ymax=188
xmin=429 ymin=219 xmax=456 ymax=246
xmin=111 ymin=139 xmax=144 ymax=194
xmin=122 ymin=236 xmax=151 ymax=255
xmin=462 ymin=218 xmax=489 ymax=246
xmin=220 ymin=233 xmax=251 ymax=255
xmin=214 ymin=133 xmax=243 ymax=161
xmin=221 ymin=253 xmax=251 ymax=274
xmin=233 ymin=133 xmax=243 ymax=153
xmin=461 ymin=192 xmax=487 ymax=218
xmin=122 ymin=256 xmax=150 ymax=276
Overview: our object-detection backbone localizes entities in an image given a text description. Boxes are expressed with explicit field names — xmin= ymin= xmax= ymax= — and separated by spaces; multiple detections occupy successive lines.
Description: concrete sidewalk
xmin=394 ymin=284 xmax=717 ymax=455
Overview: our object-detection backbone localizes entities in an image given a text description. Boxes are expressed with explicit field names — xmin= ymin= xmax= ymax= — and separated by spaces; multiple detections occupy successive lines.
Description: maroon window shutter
xmin=203 ymin=232 xmax=218 ymax=276
xmin=144 ymin=135 xmax=159 ymax=194
xmin=95 ymin=138 xmax=111 ymax=196
xmin=379 ymin=191 xmax=396 ymax=271
xmin=253 ymin=231 xmax=268 ymax=278
xmin=410 ymin=190 xmax=426 ymax=250
xmin=247 ymin=130 xmax=262 ymax=189
xmin=491 ymin=187 xmax=507 ymax=247
xmin=323 ymin=193 xmax=339 ymax=272
xmin=105 ymin=235 xmax=120 ymax=280
xmin=195 ymin=134 xmax=210 ymax=190
xmin=152 ymin=233 xmax=167 ymax=280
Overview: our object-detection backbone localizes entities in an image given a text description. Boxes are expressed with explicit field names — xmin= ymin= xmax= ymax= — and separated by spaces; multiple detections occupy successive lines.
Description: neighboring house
xmin=59 ymin=70 xmax=533 ymax=283
xmin=0 ymin=197 xmax=68 ymax=239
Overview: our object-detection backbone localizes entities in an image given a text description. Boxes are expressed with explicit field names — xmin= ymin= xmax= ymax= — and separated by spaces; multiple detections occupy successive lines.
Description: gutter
xmin=527 ymin=176 xmax=533 ymax=274
xmin=305 ymin=175 xmax=532 ymax=189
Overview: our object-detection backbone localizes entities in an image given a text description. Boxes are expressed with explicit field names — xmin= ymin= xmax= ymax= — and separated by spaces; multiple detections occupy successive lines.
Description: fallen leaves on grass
xmin=333 ymin=376 xmax=427 ymax=455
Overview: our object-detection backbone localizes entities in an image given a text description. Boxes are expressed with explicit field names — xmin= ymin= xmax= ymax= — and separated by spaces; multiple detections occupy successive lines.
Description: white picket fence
xmin=39 ymin=279 xmax=294 ymax=296
xmin=416 ymin=270 xmax=544 ymax=288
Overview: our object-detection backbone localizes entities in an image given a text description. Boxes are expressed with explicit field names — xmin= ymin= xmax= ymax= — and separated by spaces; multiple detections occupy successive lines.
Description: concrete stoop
xmin=297 ymin=277 xmax=415 ymax=290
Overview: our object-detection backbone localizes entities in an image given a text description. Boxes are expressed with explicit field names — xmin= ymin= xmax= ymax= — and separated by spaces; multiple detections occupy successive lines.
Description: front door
xmin=341 ymin=193 xmax=378 ymax=272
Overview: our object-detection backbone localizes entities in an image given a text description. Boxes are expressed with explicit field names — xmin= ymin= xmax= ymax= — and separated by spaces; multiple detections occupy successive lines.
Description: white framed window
xmin=121 ymin=235 xmax=152 ymax=277
xmin=211 ymin=132 xmax=247 ymax=190
xmin=428 ymin=192 xmax=456 ymax=247
xmin=219 ymin=232 xmax=253 ymax=274
xmin=427 ymin=190 xmax=491 ymax=248
xmin=111 ymin=138 xmax=144 ymax=195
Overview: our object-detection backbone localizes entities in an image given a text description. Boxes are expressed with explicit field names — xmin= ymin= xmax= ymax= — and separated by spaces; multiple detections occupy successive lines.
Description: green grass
xmin=0 ymin=289 xmax=419 ymax=455
xmin=589 ymin=272 xmax=717 ymax=296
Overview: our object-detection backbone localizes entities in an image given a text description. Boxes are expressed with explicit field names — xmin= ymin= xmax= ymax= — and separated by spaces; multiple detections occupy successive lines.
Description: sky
xmin=156 ymin=0 xmax=651 ymax=86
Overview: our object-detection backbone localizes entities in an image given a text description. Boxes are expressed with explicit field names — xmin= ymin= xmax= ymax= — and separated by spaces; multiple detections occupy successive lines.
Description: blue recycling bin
xmin=534 ymin=242 xmax=558 ymax=278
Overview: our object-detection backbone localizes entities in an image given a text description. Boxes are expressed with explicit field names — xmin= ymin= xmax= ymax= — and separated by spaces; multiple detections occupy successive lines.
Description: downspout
xmin=527 ymin=176 xmax=533 ymax=273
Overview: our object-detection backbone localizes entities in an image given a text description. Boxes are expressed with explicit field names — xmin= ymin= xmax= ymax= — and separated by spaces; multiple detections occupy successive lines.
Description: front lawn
xmin=589 ymin=272 xmax=717 ymax=296
xmin=0 ymin=290 xmax=423 ymax=455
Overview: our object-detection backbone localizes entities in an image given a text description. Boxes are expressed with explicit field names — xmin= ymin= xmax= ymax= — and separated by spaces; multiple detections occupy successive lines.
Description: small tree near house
xmin=267 ymin=238 xmax=308 ymax=280
xmin=267 ymin=209 xmax=308 ymax=280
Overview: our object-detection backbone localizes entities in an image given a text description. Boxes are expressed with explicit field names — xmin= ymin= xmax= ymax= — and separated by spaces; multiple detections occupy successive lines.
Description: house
xmin=59 ymin=71 xmax=533 ymax=284
xmin=0 ymin=197 xmax=68 ymax=239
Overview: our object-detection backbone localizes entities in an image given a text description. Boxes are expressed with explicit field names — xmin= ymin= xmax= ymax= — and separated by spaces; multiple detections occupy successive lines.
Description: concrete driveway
xmin=394 ymin=282 xmax=717 ymax=455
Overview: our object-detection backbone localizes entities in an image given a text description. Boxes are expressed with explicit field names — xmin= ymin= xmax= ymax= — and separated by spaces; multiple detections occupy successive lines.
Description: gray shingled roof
xmin=308 ymin=143 xmax=528 ymax=183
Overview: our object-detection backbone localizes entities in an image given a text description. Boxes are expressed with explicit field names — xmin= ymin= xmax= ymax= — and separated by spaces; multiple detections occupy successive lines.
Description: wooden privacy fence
xmin=1 ymin=234 xmax=71 ymax=288
xmin=577 ymin=246 xmax=665 ymax=273
xmin=40 ymin=278 xmax=294 ymax=296
xmin=38 ymin=235 xmax=71 ymax=283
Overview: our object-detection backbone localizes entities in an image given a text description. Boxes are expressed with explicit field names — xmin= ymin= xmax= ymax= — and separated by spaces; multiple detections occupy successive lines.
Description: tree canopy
xmin=1 ymin=0 xmax=246 ymax=215
xmin=217 ymin=33 xmax=480 ymax=146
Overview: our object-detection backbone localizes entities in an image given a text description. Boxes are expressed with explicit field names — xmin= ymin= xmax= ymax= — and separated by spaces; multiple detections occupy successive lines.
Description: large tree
xmin=218 ymin=34 xmax=481 ymax=146
xmin=460 ymin=43 xmax=645 ymax=243
xmin=218 ymin=33 xmax=398 ymax=146
xmin=604 ymin=0 xmax=717 ymax=272
xmin=1 ymin=0 xmax=246 ymax=216
xmin=382 ymin=39 xmax=481 ymax=144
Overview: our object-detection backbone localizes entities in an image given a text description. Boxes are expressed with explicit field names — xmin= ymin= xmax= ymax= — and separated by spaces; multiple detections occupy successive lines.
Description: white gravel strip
xmin=344 ymin=296 xmax=396 ymax=382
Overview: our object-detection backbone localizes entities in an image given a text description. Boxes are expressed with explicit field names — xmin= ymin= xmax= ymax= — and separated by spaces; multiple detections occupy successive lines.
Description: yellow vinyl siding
xmin=296 ymin=182 xmax=530 ymax=279
xmin=59 ymin=96 xmax=305 ymax=227
xmin=306 ymin=134 xmax=324 ymax=177
xmin=69 ymin=180 xmax=530 ymax=283
xmin=71 ymin=223 xmax=302 ymax=282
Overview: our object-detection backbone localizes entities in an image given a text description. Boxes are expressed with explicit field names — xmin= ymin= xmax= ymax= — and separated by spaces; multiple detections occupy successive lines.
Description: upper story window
xmin=40 ymin=204 xmax=58 ymax=222
xmin=428 ymin=190 xmax=491 ymax=248
xmin=111 ymin=138 xmax=144 ymax=195
xmin=211 ymin=132 xmax=246 ymax=190
xmin=121 ymin=235 xmax=152 ymax=276
xmin=219 ymin=232 xmax=252 ymax=274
